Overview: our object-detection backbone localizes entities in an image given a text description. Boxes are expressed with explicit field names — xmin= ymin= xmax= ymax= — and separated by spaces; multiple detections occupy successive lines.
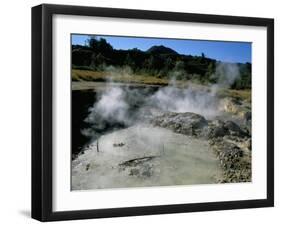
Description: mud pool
xmin=72 ymin=125 xmax=223 ymax=190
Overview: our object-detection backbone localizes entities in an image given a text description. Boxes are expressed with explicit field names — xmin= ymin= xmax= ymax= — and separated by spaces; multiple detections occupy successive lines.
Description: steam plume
xmin=85 ymin=62 xmax=241 ymax=132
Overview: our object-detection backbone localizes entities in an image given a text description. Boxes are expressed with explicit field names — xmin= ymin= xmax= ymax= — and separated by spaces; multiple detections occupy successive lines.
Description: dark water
xmin=72 ymin=90 xmax=96 ymax=158
xmin=72 ymin=86 xmax=159 ymax=159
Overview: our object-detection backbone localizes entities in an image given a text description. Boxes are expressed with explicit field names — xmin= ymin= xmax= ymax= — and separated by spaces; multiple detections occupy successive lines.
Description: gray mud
xmin=72 ymin=124 xmax=223 ymax=190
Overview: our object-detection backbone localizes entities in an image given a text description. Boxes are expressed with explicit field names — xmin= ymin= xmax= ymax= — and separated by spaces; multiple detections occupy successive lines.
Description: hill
xmin=146 ymin=45 xmax=178 ymax=55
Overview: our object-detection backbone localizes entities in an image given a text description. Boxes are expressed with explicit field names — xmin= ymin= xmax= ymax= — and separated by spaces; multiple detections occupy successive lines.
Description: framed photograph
xmin=32 ymin=4 xmax=274 ymax=221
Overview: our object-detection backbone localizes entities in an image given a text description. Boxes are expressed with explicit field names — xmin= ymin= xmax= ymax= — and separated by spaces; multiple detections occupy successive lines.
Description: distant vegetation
xmin=72 ymin=37 xmax=251 ymax=89
xmin=72 ymin=69 xmax=171 ymax=86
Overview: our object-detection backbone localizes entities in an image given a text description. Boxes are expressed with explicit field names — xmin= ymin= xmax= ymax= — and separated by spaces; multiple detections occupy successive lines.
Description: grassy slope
xmin=72 ymin=69 xmax=170 ymax=86
xmin=72 ymin=69 xmax=251 ymax=101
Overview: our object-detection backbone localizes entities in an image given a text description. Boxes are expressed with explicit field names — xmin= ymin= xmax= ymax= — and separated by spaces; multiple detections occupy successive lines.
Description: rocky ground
xmin=150 ymin=96 xmax=252 ymax=183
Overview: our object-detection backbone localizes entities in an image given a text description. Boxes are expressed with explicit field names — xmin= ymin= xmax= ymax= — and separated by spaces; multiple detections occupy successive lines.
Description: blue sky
xmin=72 ymin=34 xmax=251 ymax=63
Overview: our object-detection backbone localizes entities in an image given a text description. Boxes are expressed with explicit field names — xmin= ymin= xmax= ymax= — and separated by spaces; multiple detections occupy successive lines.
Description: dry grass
xmin=72 ymin=69 xmax=251 ymax=101
xmin=218 ymin=88 xmax=251 ymax=102
xmin=72 ymin=69 xmax=173 ymax=86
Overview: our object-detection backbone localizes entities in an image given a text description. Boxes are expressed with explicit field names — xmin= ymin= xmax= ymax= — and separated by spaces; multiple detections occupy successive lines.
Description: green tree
xmin=88 ymin=37 xmax=113 ymax=55
xmin=124 ymin=53 xmax=136 ymax=69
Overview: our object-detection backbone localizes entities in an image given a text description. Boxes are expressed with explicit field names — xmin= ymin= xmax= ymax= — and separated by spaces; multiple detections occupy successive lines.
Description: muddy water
xmin=72 ymin=85 xmax=159 ymax=158
xmin=72 ymin=124 xmax=223 ymax=190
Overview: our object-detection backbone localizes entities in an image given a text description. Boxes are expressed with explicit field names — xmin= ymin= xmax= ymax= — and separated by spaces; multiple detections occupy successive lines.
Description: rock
xmin=207 ymin=120 xmax=248 ymax=139
xmin=221 ymin=97 xmax=251 ymax=123
xmin=221 ymin=98 xmax=241 ymax=114
xmin=224 ymin=120 xmax=247 ymax=137
xmin=151 ymin=112 xmax=208 ymax=137
xmin=239 ymin=111 xmax=251 ymax=122
xmin=209 ymin=137 xmax=251 ymax=183
xmin=240 ymin=138 xmax=251 ymax=151
xmin=206 ymin=120 xmax=227 ymax=138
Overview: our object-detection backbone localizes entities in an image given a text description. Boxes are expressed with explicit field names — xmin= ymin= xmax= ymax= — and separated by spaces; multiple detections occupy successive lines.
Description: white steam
xmin=150 ymin=85 xmax=219 ymax=118
xmin=85 ymin=62 xmax=241 ymax=130
xmin=86 ymin=86 xmax=129 ymax=125
xmin=214 ymin=62 xmax=240 ymax=87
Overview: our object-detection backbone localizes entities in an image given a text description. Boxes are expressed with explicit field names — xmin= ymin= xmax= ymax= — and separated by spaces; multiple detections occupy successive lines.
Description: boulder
xmin=151 ymin=112 xmax=208 ymax=137
xmin=207 ymin=120 xmax=248 ymax=139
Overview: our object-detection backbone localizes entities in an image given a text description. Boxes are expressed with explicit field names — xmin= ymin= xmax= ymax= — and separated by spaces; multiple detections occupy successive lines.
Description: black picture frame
xmin=32 ymin=3 xmax=274 ymax=222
